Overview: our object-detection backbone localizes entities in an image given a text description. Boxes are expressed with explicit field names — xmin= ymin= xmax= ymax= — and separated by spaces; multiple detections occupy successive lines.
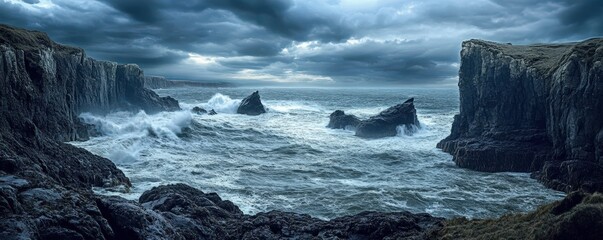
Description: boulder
xmin=327 ymin=110 xmax=361 ymax=129
xmin=208 ymin=109 xmax=218 ymax=115
xmin=355 ymin=98 xmax=420 ymax=138
xmin=191 ymin=107 xmax=207 ymax=115
xmin=237 ymin=91 xmax=266 ymax=116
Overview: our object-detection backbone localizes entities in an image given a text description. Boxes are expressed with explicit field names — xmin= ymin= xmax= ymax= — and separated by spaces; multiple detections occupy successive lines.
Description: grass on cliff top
xmin=465 ymin=38 xmax=603 ymax=76
xmin=436 ymin=192 xmax=603 ymax=240
xmin=0 ymin=24 xmax=81 ymax=54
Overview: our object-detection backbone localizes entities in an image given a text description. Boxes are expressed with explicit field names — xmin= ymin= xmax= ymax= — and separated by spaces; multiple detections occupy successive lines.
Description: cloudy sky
xmin=1 ymin=0 xmax=602 ymax=86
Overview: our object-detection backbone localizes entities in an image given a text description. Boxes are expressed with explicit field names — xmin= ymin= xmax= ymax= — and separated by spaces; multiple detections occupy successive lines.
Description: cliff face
xmin=438 ymin=38 xmax=603 ymax=192
xmin=0 ymin=24 xmax=178 ymax=238
xmin=0 ymin=24 xmax=179 ymax=142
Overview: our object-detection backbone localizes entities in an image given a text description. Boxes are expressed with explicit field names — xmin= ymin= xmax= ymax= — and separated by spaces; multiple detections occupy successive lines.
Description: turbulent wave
xmin=202 ymin=93 xmax=241 ymax=113
xmin=79 ymin=111 xmax=192 ymax=139
xmin=77 ymin=110 xmax=193 ymax=164
xmin=71 ymin=88 xmax=565 ymax=220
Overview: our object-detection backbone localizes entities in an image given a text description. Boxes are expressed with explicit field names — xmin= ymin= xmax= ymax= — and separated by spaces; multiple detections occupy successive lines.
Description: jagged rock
xmin=237 ymin=91 xmax=266 ymax=115
xmin=327 ymin=110 xmax=361 ymax=129
xmin=0 ymin=24 xmax=181 ymax=142
xmin=96 ymin=195 xmax=182 ymax=240
xmin=533 ymin=160 xmax=603 ymax=193
xmin=191 ymin=106 xmax=207 ymax=115
xmin=437 ymin=38 xmax=603 ymax=192
xmin=208 ymin=109 xmax=218 ymax=115
xmin=355 ymin=98 xmax=420 ymax=138
xmin=136 ymin=184 xmax=443 ymax=240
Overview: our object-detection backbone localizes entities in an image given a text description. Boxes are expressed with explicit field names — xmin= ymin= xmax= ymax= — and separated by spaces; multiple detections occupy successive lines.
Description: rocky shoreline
xmin=1 ymin=24 xmax=602 ymax=239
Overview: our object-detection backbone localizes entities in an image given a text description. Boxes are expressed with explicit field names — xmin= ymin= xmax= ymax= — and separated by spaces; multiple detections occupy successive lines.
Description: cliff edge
xmin=0 ymin=24 xmax=180 ymax=142
xmin=437 ymin=38 xmax=603 ymax=192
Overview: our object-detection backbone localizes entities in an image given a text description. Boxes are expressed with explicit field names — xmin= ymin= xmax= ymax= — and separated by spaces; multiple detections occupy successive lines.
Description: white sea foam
xmin=79 ymin=110 xmax=192 ymax=139
xmin=202 ymin=93 xmax=241 ymax=113
xmin=267 ymin=101 xmax=321 ymax=113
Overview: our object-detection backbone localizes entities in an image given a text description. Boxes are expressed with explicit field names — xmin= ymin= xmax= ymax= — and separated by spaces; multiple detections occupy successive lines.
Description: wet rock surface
xmin=355 ymin=98 xmax=420 ymax=138
xmin=191 ymin=106 xmax=208 ymax=115
xmin=327 ymin=110 xmax=361 ymax=129
xmin=437 ymin=38 xmax=603 ymax=192
xmin=237 ymin=91 xmax=267 ymax=115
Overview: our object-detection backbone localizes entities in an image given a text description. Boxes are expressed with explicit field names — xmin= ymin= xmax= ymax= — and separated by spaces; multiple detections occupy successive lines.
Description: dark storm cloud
xmin=556 ymin=0 xmax=603 ymax=38
xmin=101 ymin=0 xmax=162 ymax=23
xmin=0 ymin=0 xmax=602 ymax=85
xmin=278 ymin=39 xmax=459 ymax=84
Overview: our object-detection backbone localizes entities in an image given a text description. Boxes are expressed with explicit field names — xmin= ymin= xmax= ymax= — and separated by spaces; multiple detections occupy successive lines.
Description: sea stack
xmin=437 ymin=38 xmax=603 ymax=193
xmin=237 ymin=91 xmax=267 ymax=115
xmin=327 ymin=110 xmax=361 ymax=129
xmin=355 ymin=98 xmax=420 ymax=138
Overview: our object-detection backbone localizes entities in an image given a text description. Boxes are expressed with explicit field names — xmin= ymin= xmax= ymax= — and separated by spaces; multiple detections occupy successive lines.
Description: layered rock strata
xmin=437 ymin=38 xmax=603 ymax=192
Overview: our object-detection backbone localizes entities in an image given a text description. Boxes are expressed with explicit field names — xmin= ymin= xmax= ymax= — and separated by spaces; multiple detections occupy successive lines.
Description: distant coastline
xmin=144 ymin=75 xmax=235 ymax=89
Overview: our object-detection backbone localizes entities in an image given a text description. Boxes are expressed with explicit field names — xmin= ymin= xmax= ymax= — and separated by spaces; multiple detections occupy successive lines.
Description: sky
xmin=0 ymin=0 xmax=602 ymax=86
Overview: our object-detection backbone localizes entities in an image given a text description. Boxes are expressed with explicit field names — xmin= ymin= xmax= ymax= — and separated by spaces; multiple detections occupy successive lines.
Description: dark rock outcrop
xmin=136 ymin=184 xmax=444 ymax=240
xmin=355 ymin=98 xmax=420 ymax=138
xmin=0 ymin=24 xmax=173 ymax=239
xmin=237 ymin=91 xmax=267 ymax=115
xmin=0 ymin=24 xmax=180 ymax=142
xmin=437 ymin=38 xmax=603 ymax=192
xmin=191 ymin=106 xmax=207 ymax=115
xmin=208 ymin=109 xmax=218 ymax=115
xmin=327 ymin=110 xmax=361 ymax=129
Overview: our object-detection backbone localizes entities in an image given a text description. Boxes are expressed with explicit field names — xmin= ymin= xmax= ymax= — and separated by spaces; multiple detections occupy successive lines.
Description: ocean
xmin=71 ymin=87 xmax=564 ymax=220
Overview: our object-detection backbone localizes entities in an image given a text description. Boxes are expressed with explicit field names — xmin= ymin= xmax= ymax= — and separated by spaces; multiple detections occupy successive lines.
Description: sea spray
xmin=79 ymin=110 xmax=193 ymax=139
xmin=203 ymin=93 xmax=241 ymax=113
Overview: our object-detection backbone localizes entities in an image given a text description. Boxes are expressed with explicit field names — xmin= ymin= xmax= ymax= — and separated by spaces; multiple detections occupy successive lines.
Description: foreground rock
xmin=115 ymin=184 xmax=445 ymax=239
xmin=436 ymin=191 xmax=603 ymax=240
xmin=355 ymin=98 xmax=420 ymax=138
xmin=327 ymin=110 xmax=361 ymax=129
xmin=437 ymin=38 xmax=603 ymax=192
xmin=237 ymin=91 xmax=267 ymax=115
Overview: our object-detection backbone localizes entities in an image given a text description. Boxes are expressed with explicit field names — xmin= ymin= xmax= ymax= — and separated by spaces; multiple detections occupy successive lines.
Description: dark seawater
xmin=71 ymin=87 xmax=564 ymax=220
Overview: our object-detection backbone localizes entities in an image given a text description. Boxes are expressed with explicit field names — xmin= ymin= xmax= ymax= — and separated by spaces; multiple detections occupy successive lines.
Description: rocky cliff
xmin=0 ymin=24 xmax=180 ymax=142
xmin=437 ymin=38 xmax=603 ymax=192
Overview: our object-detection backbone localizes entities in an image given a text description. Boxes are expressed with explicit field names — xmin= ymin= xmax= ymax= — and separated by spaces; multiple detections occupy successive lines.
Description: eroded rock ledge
xmin=437 ymin=38 xmax=603 ymax=192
